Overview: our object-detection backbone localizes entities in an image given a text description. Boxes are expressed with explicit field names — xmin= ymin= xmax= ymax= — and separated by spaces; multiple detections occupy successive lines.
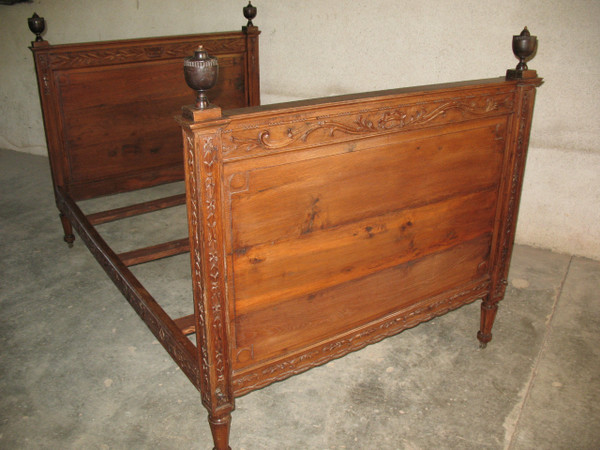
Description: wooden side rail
xmin=54 ymin=186 xmax=201 ymax=390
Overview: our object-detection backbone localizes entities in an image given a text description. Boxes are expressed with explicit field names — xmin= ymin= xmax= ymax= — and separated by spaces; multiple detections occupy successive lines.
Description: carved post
xmin=479 ymin=82 xmax=542 ymax=347
xmin=180 ymin=108 xmax=234 ymax=449
xmin=243 ymin=4 xmax=261 ymax=107
xmin=479 ymin=28 xmax=542 ymax=348
xmin=28 ymin=14 xmax=76 ymax=246
xmin=180 ymin=44 xmax=233 ymax=447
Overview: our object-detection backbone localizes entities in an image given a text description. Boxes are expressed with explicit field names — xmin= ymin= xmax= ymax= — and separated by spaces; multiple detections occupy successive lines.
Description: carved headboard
xmin=30 ymin=29 xmax=260 ymax=200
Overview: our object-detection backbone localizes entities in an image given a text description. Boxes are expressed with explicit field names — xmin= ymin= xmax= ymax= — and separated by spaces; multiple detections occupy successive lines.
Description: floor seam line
xmin=505 ymin=255 xmax=573 ymax=450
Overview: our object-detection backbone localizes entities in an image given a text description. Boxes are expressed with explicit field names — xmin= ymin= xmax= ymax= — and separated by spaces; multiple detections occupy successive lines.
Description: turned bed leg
xmin=477 ymin=296 xmax=498 ymax=348
xmin=59 ymin=213 xmax=75 ymax=247
xmin=209 ymin=413 xmax=232 ymax=450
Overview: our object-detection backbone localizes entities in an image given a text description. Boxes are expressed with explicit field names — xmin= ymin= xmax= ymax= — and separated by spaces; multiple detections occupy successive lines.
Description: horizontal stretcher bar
xmin=118 ymin=238 xmax=190 ymax=267
xmin=87 ymin=193 xmax=186 ymax=225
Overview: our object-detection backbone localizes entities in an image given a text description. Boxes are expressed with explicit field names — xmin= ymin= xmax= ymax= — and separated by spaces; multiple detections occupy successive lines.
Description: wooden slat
xmin=174 ymin=314 xmax=196 ymax=336
xmin=118 ymin=238 xmax=189 ymax=267
xmin=87 ymin=193 xmax=186 ymax=225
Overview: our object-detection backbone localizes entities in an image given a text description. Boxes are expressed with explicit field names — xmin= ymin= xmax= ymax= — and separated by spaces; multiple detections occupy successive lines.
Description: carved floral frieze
xmin=184 ymin=132 xmax=211 ymax=406
xmin=222 ymin=94 xmax=514 ymax=158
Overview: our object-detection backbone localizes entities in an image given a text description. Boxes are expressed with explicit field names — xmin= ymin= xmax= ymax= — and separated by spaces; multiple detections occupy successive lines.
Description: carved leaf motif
xmin=491 ymin=88 xmax=532 ymax=303
xmin=184 ymin=132 xmax=211 ymax=404
xmin=200 ymin=136 xmax=232 ymax=408
xmin=223 ymin=95 xmax=513 ymax=155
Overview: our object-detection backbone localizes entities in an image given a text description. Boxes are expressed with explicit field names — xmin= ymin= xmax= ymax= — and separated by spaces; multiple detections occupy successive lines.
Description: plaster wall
xmin=1 ymin=0 xmax=598 ymax=259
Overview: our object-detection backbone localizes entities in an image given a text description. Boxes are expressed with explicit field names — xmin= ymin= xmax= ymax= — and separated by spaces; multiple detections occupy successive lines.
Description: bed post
xmin=242 ymin=2 xmax=260 ymax=106
xmin=179 ymin=92 xmax=233 ymax=448
xmin=28 ymin=14 xmax=76 ymax=247
xmin=478 ymin=27 xmax=542 ymax=347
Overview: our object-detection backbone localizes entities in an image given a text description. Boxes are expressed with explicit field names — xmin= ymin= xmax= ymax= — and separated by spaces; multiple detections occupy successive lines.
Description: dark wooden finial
xmin=243 ymin=2 xmax=257 ymax=27
xmin=28 ymin=13 xmax=46 ymax=42
xmin=506 ymin=26 xmax=538 ymax=80
xmin=183 ymin=45 xmax=219 ymax=110
xmin=182 ymin=46 xmax=222 ymax=121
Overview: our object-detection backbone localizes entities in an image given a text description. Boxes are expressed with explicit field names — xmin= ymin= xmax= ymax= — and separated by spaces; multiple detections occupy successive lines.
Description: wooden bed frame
xmin=31 ymin=11 xmax=542 ymax=449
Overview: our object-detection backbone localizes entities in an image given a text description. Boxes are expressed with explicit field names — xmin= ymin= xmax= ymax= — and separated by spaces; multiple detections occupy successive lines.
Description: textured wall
xmin=1 ymin=0 xmax=599 ymax=258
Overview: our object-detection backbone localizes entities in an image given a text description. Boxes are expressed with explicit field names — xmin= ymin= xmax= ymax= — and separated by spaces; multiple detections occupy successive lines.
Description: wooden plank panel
xmin=57 ymin=56 xmax=246 ymax=185
xmin=233 ymin=234 xmax=491 ymax=369
xmin=227 ymin=118 xmax=506 ymax=369
xmin=69 ymin=163 xmax=183 ymax=201
xmin=228 ymin=120 xmax=505 ymax=250
xmin=68 ymin=125 xmax=183 ymax=183
xmin=233 ymin=188 xmax=497 ymax=313
xmin=58 ymin=55 xmax=245 ymax=110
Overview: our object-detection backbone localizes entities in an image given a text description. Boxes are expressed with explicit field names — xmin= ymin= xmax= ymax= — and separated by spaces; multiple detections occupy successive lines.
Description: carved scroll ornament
xmin=222 ymin=94 xmax=514 ymax=157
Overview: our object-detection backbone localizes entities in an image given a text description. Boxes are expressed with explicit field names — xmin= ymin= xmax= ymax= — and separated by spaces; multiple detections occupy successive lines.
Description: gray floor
xmin=1 ymin=148 xmax=599 ymax=449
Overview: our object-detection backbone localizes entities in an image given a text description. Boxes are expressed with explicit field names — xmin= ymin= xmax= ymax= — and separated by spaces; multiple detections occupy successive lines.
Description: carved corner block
xmin=31 ymin=40 xmax=50 ymax=49
xmin=506 ymin=69 xmax=538 ymax=80
xmin=182 ymin=105 xmax=223 ymax=122
xmin=242 ymin=25 xmax=260 ymax=35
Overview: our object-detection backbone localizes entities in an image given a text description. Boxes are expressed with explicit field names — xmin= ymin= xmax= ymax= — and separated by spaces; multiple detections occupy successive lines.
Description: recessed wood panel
xmin=228 ymin=121 xmax=505 ymax=250
xmin=58 ymin=56 xmax=246 ymax=185
xmin=227 ymin=119 xmax=506 ymax=369
xmin=232 ymin=234 xmax=492 ymax=369
xmin=233 ymin=189 xmax=497 ymax=313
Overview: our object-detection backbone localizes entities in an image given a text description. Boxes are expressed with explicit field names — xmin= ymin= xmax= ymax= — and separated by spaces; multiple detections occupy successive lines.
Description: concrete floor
xmin=1 ymin=148 xmax=599 ymax=449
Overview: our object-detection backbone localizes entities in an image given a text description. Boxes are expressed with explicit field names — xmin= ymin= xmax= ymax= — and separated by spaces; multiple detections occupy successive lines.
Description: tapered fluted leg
xmin=477 ymin=298 xmax=498 ymax=348
xmin=209 ymin=413 xmax=232 ymax=450
xmin=59 ymin=213 xmax=75 ymax=247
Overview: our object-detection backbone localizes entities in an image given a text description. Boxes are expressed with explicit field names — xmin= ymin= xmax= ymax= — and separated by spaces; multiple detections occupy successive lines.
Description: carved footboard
xmin=179 ymin=67 xmax=541 ymax=448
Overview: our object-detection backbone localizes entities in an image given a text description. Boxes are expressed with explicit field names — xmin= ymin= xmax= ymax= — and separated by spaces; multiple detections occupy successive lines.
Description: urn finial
xmin=243 ymin=1 xmax=257 ymax=28
xmin=506 ymin=26 xmax=538 ymax=80
xmin=513 ymin=26 xmax=537 ymax=70
xmin=28 ymin=13 xmax=46 ymax=42
xmin=183 ymin=45 xmax=219 ymax=110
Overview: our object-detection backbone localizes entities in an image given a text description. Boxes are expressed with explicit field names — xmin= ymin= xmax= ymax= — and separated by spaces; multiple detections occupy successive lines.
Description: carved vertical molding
xmin=36 ymin=53 xmax=51 ymax=95
xmin=182 ymin=127 xmax=233 ymax=414
xmin=31 ymin=47 xmax=69 ymax=195
xmin=489 ymin=82 xmax=538 ymax=304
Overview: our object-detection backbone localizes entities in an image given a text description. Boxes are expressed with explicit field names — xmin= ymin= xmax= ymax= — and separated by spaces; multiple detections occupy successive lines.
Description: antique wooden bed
xmin=30 ymin=9 xmax=542 ymax=449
